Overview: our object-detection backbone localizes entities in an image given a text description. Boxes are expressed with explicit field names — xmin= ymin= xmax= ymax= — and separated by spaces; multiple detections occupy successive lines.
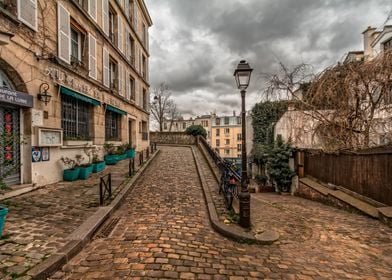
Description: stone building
xmin=0 ymin=0 xmax=152 ymax=186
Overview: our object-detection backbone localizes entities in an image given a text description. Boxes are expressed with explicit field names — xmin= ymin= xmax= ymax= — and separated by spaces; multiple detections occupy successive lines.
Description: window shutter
xmin=57 ymin=3 xmax=70 ymax=63
xmin=102 ymin=0 xmax=109 ymax=36
xmin=103 ymin=47 xmax=110 ymax=87
xmin=118 ymin=63 xmax=123 ymax=96
xmin=118 ymin=17 xmax=123 ymax=53
xmin=125 ymin=29 xmax=130 ymax=59
xmin=134 ymin=4 xmax=138 ymax=31
xmin=88 ymin=34 xmax=97 ymax=79
xmin=18 ymin=0 xmax=37 ymax=31
xmin=88 ymin=0 xmax=97 ymax=21
xmin=125 ymin=70 xmax=131 ymax=100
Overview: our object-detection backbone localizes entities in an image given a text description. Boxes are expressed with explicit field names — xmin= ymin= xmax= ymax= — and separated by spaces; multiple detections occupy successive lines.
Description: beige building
xmin=0 ymin=0 xmax=152 ymax=186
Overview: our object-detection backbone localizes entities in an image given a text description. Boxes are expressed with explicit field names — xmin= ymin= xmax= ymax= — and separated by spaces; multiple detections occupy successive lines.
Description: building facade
xmin=0 ymin=0 xmax=152 ymax=186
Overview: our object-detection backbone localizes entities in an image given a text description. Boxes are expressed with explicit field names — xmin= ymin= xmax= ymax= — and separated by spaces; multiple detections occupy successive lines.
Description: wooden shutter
xmin=134 ymin=3 xmax=138 ymax=31
xmin=103 ymin=47 xmax=110 ymax=87
xmin=118 ymin=63 xmax=123 ymax=95
xmin=88 ymin=0 xmax=97 ymax=21
xmin=125 ymin=70 xmax=130 ymax=100
xmin=57 ymin=3 xmax=70 ymax=63
xmin=18 ymin=0 xmax=37 ymax=31
xmin=102 ymin=0 xmax=109 ymax=36
xmin=125 ymin=28 xmax=130 ymax=59
xmin=125 ymin=0 xmax=130 ymax=19
xmin=88 ymin=34 xmax=97 ymax=79
xmin=118 ymin=17 xmax=123 ymax=53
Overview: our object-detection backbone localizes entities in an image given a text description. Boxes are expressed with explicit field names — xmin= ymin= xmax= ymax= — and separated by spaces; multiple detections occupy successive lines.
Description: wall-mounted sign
xmin=0 ymin=87 xmax=33 ymax=108
xmin=37 ymin=127 xmax=63 ymax=146
xmin=32 ymin=147 xmax=41 ymax=162
xmin=41 ymin=147 xmax=50 ymax=161
xmin=32 ymin=109 xmax=44 ymax=126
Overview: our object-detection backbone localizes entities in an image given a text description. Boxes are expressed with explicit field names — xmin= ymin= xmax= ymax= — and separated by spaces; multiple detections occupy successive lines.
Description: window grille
xmin=61 ymin=95 xmax=91 ymax=140
xmin=105 ymin=110 xmax=120 ymax=140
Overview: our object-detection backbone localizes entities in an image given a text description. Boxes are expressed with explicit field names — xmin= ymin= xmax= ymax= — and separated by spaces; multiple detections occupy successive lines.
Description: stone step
xmin=331 ymin=190 xmax=379 ymax=218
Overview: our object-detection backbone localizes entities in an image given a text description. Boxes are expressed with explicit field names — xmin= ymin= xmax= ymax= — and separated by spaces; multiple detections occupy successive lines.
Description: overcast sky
xmin=145 ymin=0 xmax=392 ymax=118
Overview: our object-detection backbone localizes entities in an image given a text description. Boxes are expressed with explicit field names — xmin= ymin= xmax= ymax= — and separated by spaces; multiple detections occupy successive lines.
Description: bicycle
xmin=219 ymin=161 xmax=238 ymax=210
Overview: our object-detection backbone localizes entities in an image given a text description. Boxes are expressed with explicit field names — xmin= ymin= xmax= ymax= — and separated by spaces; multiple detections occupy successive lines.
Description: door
xmin=0 ymin=106 xmax=21 ymax=186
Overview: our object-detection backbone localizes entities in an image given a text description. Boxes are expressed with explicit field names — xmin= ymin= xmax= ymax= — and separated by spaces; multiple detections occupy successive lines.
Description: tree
xmin=185 ymin=125 xmax=207 ymax=138
xmin=264 ymin=52 xmax=392 ymax=150
xmin=150 ymin=83 xmax=180 ymax=132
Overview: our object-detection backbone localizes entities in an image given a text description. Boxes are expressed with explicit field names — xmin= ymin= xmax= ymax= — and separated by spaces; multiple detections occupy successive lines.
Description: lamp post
xmin=233 ymin=60 xmax=253 ymax=228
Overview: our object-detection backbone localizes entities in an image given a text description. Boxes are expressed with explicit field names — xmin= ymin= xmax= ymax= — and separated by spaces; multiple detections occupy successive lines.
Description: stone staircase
xmin=298 ymin=177 xmax=392 ymax=227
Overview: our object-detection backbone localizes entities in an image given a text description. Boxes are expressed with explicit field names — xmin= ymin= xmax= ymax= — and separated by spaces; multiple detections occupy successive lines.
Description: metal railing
xmin=198 ymin=136 xmax=241 ymax=183
xmin=99 ymin=173 xmax=112 ymax=206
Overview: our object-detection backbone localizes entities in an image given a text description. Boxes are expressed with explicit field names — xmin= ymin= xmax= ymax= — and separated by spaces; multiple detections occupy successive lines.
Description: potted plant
xmin=0 ymin=205 xmax=8 ymax=238
xmin=125 ymin=143 xmax=136 ymax=158
xmin=116 ymin=145 xmax=126 ymax=161
xmin=77 ymin=154 xmax=93 ymax=180
xmin=104 ymin=143 xmax=118 ymax=165
xmin=60 ymin=156 xmax=79 ymax=181
xmin=92 ymin=147 xmax=106 ymax=173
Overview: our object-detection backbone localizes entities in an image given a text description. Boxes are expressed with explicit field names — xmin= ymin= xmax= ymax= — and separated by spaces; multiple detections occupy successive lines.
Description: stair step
xmin=331 ymin=190 xmax=379 ymax=218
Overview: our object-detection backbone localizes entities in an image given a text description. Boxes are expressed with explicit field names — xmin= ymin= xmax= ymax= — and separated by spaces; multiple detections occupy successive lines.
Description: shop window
xmin=105 ymin=110 xmax=121 ymax=141
xmin=61 ymin=95 xmax=91 ymax=140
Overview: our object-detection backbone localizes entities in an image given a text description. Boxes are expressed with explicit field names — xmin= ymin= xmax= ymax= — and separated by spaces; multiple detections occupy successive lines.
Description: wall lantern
xmin=38 ymin=83 xmax=52 ymax=105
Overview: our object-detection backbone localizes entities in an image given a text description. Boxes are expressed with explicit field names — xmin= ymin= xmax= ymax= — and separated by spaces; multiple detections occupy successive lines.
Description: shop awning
xmin=106 ymin=104 xmax=127 ymax=116
xmin=60 ymin=86 xmax=101 ymax=106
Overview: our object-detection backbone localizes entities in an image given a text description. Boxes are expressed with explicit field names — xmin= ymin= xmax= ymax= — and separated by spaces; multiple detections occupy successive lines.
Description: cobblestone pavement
xmin=52 ymin=146 xmax=392 ymax=280
xmin=0 ymin=159 xmax=137 ymax=279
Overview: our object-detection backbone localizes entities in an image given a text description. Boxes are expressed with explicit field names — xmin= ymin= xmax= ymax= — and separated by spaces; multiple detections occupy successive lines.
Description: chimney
xmin=362 ymin=26 xmax=377 ymax=58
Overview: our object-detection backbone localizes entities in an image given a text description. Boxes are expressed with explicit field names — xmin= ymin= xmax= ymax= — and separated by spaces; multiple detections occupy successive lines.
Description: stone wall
xmin=150 ymin=132 xmax=196 ymax=145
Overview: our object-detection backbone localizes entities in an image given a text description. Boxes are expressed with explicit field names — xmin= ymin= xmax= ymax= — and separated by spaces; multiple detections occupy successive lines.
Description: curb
xmin=27 ymin=150 xmax=161 ymax=280
xmin=191 ymin=146 xmax=279 ymax=245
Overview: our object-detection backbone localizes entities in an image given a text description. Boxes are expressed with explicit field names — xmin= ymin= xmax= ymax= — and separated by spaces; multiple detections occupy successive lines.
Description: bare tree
xmin=150 ymin=83 xmax=180 ymax=132
xmin=264 ymin=51 xmax=392 ymax=150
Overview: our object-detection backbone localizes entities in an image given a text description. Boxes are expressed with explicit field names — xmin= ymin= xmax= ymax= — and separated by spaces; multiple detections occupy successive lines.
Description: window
xmin=224 ymin=117 xmax=230 ymax=125
xmin=142 ymin=88 xmax=148 ymax=110
xmin=237 ymin=117 xmax=241 ymax=124
xmin=237 ymin=133 xmax=242 ymax=141
xmin=225 ymin=139 xmax=230 ymax=145
xmin=216 ymin=139 xmax=220 ymax=147
xmin=224 ymin=149 xmax=230 ymax=155
xmin=164 ymin=123 xmax=167 ymax=130
xmin=109 ymin=57 xmax=118 ymax=90
xmin=225 ymin=128 xmax=230 ymax=134
xmin=128 ymin=76 xmax=135 ymax=100
xmin=109 ymin=5 xmax=117 ymax=44
xmin=61 ymin=95 xmax=91 ymax=140
xmin=216 ymin=129 xmax=220 ymax=136
xmin=183 ymin=122 xmax=186 ymax=129
xmin=215 ymin=118 xmax=220 ymax=125
xmin=127 ymin=35 xmax=135 ymax=65
xmin=105 ymin=110 xmax=121 ymax=141
xmin=142 ymin=55 xmax=147 ymax=79
xmin=384 ymin=38 xmax=392 ymax=51
xmin=70 ymin=25 xmax=85 ymax=64
xmin=237 ymin=144 xmax=242 ymax=151
xmin=142 ymin=121 xmax=148 ymax=140
xmin=201 ymin=120 xmax=208 ymax=127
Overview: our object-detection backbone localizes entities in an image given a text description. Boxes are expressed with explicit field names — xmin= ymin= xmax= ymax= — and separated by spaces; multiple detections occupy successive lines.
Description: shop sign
xmin=0 ymin=87 xmax=33 ymax=107
xmin=44 ymin=67 xmax=122 ymax=108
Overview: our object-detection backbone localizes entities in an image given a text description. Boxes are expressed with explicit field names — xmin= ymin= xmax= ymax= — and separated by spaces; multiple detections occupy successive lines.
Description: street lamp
xmin=233 ymin=60 xmax=253 ymax=228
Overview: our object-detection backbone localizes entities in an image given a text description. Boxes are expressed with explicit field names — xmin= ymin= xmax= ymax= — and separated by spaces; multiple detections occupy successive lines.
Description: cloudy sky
xmin=145 ymin=0 xmax=392 ymax=118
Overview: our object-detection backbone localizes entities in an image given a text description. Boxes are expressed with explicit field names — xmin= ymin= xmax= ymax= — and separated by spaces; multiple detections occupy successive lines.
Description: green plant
xmin=59 ymin=156 xmax=76 ymax=169
xmin=267 ymin=135 xmax=295 ymax=192
xmin=255 ymin=174 xmax=268 ymax=186
xmin=83 ymin=144 xmax=94 ymax=164
xmin=116 ymin=145 xmax=125 ymax=155
xmin=74 ymin=154 xmax=84 ymax=167
xmin=185 ymin=125 xmax=207 ymax=138
xmin=124 ymin=143 xmax=135 ymax=150
xmin=103 ymin=143 xmax=116 ymax=155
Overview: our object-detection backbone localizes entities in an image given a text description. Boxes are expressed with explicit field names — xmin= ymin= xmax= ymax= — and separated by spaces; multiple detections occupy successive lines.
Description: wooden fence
xmin=298 ymin=149 xmax=392 ymax=206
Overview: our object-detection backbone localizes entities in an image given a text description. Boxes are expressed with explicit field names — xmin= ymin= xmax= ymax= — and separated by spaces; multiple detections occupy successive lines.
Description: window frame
xmin=105 ymin=110 xmax=121 ymax=141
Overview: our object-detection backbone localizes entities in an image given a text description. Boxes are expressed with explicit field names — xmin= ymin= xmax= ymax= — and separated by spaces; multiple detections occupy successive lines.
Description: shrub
xmin=185 ymin=125 xmax=207 ymax=138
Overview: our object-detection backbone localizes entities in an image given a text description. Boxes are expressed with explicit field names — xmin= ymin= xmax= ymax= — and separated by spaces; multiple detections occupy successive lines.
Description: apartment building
xmin=0 ymin=0 xmax=152 ymax=186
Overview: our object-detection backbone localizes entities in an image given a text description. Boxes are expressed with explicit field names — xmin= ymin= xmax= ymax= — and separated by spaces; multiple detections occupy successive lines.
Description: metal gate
xmin=0 ymin=106 xmax=21 ymax=186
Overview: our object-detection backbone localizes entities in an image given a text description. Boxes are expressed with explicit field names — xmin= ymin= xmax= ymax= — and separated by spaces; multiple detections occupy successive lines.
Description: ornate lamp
xmin=38 ymin=83 xmax=52 ymax=105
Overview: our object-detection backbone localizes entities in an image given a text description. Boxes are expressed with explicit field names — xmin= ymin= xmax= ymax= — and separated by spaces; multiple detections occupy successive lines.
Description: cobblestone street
xmin=52 ymin=146 xmax=392 ymax=280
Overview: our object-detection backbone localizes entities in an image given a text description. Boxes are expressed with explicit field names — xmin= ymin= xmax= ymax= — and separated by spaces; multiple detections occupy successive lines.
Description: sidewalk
xmin=0 ymin=157 xmax=144 ymax=279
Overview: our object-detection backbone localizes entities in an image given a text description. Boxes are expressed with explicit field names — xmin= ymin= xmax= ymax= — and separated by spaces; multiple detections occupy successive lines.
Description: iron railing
xmin=198 ymin=136 xmax=241 ymax=183
xmin=99 ymin=173 xmax=112 ymax=205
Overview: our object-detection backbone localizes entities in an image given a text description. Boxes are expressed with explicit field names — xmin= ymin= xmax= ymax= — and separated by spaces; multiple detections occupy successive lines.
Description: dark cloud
xmin=145 ymin=0 xmax=392 ymax=118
